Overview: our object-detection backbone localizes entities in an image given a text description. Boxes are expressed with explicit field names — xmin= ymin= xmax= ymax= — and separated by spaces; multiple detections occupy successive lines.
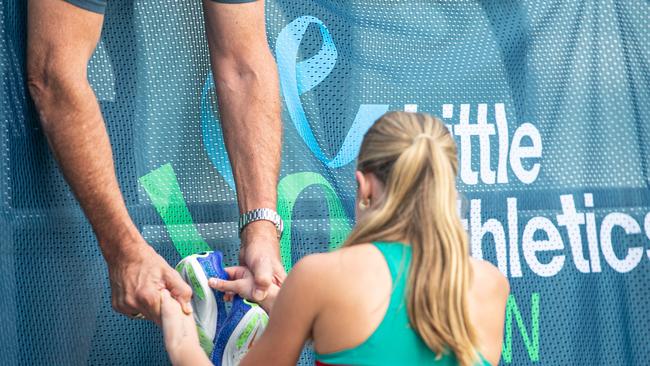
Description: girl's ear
xmin=355 ymin=170 xmax=370 ymax=202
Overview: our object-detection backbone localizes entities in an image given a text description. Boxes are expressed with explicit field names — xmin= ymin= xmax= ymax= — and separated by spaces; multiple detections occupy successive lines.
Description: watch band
xmin=238 ymin=208 xmax=284 ymax=239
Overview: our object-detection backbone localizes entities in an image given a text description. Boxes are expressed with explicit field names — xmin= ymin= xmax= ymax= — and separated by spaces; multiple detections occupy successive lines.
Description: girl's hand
xmin=160 ymin=290 xmax=205 ymax=365
xmin=208 ymin=266 xmax=280 ymax=313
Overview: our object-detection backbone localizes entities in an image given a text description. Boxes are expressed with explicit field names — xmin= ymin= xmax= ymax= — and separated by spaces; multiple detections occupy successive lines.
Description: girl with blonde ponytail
xmin=161 ymin=112 xmax=510 ymax=366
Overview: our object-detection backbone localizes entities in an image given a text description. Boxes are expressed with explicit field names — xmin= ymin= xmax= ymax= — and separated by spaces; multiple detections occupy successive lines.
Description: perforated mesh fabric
xmin=1 ymin=0 xmax=649 ymax=365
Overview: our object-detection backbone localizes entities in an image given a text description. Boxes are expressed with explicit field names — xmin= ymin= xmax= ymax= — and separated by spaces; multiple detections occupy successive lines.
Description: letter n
xmin=502 ymin=293 xmax=540 ymax=363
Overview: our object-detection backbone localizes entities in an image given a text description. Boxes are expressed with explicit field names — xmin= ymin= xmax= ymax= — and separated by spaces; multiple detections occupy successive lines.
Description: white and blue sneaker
xmin=175 ymin=251 xmax=230 ymax=357
xmin=176 ymin=251 xmax=268 ymax=366
xmin=212 ymin=296 xmax=268 ymax=366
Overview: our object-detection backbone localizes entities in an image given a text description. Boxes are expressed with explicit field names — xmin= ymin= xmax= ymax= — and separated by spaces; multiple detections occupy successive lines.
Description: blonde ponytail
xmin=344 ymin=112 xmax=478 ymax=366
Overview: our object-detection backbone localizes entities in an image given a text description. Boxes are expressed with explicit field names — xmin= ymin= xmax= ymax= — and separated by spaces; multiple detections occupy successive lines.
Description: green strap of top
xmin=314 ymin=242 xmax=489 ymax=366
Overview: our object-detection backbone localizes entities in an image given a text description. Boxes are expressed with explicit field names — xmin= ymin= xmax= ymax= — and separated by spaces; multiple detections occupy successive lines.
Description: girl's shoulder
xmin=291 ymin=243 xmax=385 ymax=280
xmin=289 ymin=245 xmax=394 ymax=354
xmin=467 ymin=258 xmax=510 ymax=365
xmin=468 ymin=258 xmax=510 ymax=299
xmin=288 ymin=243 xmax=391 ymax=304
xmin=293 ymin=243 xmax=383 ymax=275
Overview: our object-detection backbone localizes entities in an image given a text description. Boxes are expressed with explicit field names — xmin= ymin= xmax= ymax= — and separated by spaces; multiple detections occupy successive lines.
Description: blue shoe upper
xmin=211 ymin=296 xmax=253 ymax=365
xmin=196 ymin=251 xmax=231 ymax=359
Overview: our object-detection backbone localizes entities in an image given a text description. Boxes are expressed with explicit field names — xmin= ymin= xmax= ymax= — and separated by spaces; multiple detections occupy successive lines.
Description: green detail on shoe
xmin=186 ymin=264 xmax=205 ymax=300
xmin=236 ymin=313 xmax=261 ymax=349
xmin=243 ymin=299 xmax=258 ymax=307
xmin=196 ymin=324 xmax=214 ymax=356
xmin=139 ymin=164 xmax=212 ymax=258
xmin=175 ymin=261 xmax=186 ymax=275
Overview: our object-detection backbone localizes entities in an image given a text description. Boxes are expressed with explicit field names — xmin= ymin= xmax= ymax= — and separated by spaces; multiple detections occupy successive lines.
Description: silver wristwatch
xmin=238 ymin=208 xmax=284 ymax=239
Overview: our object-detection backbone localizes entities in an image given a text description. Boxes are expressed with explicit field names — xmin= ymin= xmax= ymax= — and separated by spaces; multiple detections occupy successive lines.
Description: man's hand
xmin=105 ymin=241 xmax=193 ymax=325
xmin=239 ymin=221 xmax=286 ymax=302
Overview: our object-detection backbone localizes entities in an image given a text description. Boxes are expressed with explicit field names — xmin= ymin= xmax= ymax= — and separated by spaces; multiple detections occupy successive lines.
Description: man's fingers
xmin=273 ymin=263 xmax=288 ymax=285
xmin=166 ymin=271 xmax=194 ymax=315
xmin=160 ymin=289 xmax=184 ymax=319
xmin=251 ymin=257 xmax=273 ymax=301
xmin=160 ymin=289 xmax=173 ymax=308
xmin=112 ymin=296 xmax=139 ymax=317
xmin=223 ymin=266 xmax=249 ymax=280
xmin=136 ymin=289 xmax=162 ymax=324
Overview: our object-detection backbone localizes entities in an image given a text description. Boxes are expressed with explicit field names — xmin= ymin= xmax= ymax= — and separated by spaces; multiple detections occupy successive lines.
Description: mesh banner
xmin=1 ymin=0 xmax=649 ymax=365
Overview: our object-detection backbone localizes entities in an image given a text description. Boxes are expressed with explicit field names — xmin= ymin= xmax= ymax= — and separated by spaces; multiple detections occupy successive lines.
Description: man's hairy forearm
xmin=213 ymin=51 xmax=282 ymax=215
xmin=38 ymin=82 xmax=140 ymax=258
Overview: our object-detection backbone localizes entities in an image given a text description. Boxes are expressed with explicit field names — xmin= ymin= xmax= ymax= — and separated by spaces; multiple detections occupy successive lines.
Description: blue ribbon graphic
xmin=200 ymin=15 xmax=389 ymax=190
xmin=275 ymin=16 xmax=389 ymax=168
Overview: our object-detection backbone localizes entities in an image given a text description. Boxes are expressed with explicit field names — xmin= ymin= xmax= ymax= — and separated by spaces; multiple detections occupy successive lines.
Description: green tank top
xmin=314 ymin=242 xmax=490 ymax=366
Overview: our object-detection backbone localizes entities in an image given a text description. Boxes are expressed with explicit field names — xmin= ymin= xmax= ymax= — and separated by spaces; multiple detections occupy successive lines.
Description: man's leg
xmin=26 ymin=0 xmax=193 ymax=323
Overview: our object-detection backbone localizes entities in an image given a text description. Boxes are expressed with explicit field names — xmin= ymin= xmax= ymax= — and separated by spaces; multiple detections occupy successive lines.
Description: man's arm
xmin=203 ymin=0 xmax=285 ymax=301
xmin=26 ymin=0 xmax=192 ymax=323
